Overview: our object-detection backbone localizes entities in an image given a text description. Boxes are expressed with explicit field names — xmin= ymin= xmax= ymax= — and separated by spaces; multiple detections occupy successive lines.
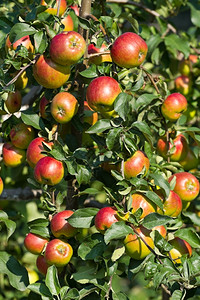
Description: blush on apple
xmin=94 ymin=207 xmax=119 ymax=233
xmin=36 ymin=255 xmax=49 ymax=276
xmin=61 ymin=14 xmax=74 ymax=31
xmin=5 ymin=90 xmax=22 ymax=114
xmin=156 ymin=190 xmax=182 ymax=217
xmin=175 ymin=75 xmax=192 ymax=96
xmin=2 ymin=142 xmax=26 ymax=168
xmin=169 ymin=237 xmax=192 ymax=264
xmin=44 ymin=239 xmax=73 ymax=267
xmin=131 ymin=192 xmax=156 ymax=219
xmin=24 ymin=232 xmax=49 ymax=255
xmin=10 ymin=123 xmax=35 ymax=149
xmin=88 ymin=43 xmax=112 ymax=65
xmin=50 ymin=210 xmax=77 ymax=238
xmin=124 ymin=150 xmax=150 ymax=179
xmin=152 ymin=225 xmax=167 ymax=238
xmin=5 ymin=35 xmax=34 ymax=53
xmin=161 ymin=93 xmax=187 ymax=122
xmin=40 ymin=0 xmax=67 ymax=16
xmin=39 ymin=96 xmax=49 ymax=119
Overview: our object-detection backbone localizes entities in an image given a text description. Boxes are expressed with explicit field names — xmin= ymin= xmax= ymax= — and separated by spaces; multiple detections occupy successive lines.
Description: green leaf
xmin=171 ymin=290 xmax=184 ymax=300
xmin=182 ymin=211 xmax=200 ymax=227
xmin=28 ymin=282 xmax=52 ymax=298
xmin=34 ymin=31 xmax=48 ymax=54
xmin=104 ymin=222 xmax=133 ymax=244
xmin=78 ymin=233 xmax=106 ymax=260
xmin=78 ymin=16 xmax=91 ymax=30
xmin=64 ymin=288 xmax=79 ymax=299
xmin=21 ymin=109 xmax=45 ymax=130
xmin=142 ymin=213 xmax=173 ymax=229
xmin=80 ymin=65 xmax=98 ymax=78
xmin=114 ymin=92 xmax=132 ymax=121
xmin=45 ymin=265 xmax=61 ymax=296
xmin=28 ymin=218 xmax=50 ymax=239
xmin=9 ymin=23 xmax=37 ymax=43
xmin=149 ymin=173 xmax=170 ymax=197
xmin=76 ymin=165 xmax=92 ymax=185
xmin=72 ymin=265 xmax=105 ymax=284
xmin=145 ymin=191 xmax=163 ymax=210
xmin=165 ymin=34 xmax=190 ymax=57
xmin=49 ymin=145 xmax=66 ymax=161
xmin=106 ymin=128 xmax=121 ymax=150
xmin=146 ymin=34 xmax=162 ymax=55
xmin=68 ymin=208 xmax=99 ymax=228
xmin=154 ymin=230 xmax=173 ymax=252
xmin=86 ymin=119 xmax=111 ymax=134
xmin=111 ymin=245 xmax=125 ymax=261
xmin=174 ymin=228 xmax=200 ymax=249
xmin=0 ymin=211 xmax=16 ymax=239
xmin=135 ymin=94 xmax=158 ymax=110
xmin=188 ymin=3 xmax=200 ymax=27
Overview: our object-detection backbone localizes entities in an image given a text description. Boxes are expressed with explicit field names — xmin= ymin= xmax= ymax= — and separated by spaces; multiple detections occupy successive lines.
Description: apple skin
xmin=152 ymin=225 xmax=167 ymax=238
xmin=5 ymin=35 xmax=34 ymax=53
xmin=26 ymin=137 xmax=53 ymax=168
xmin=179 ymin=148 xmax=199 ymax=171
xmin=161 ymin=93 xmax=187 ymax=122
xmin=131 ymin=192 xmax=156 ymax=219
xmin=50 ymin=210 xmax=77 ymax=238
xmin=88 ymin=43 xmax=112 ymax=65
xmin=124 ymin=150 xmax=150 ymax=179
xmin=157 ymin=190 xmax=182 ymax=218
xmin=40 ymin=0 xmax=67 ymax=16
xmin=10 ymin=123 xmax=35 ymax=149
xmin=27 ymin=269 xmax=39 ymax=284
xmin=5 ymin=90 xmax=22 ymax=114
xmin=61 ymin=14 xmax=74 ymax=31
xmin=174 ymin=75 xmax=192 ymax=96
xmin=111 ymin=32 xmax=148 ymax=68
xmin=124 ymin=226 xmax=154 ymax=260
xmin=69 ymin=5 xmax=79 ymax=16
xmin=3 ymin=142 xmax=26 ymax=167
xmin=51 ymin=92 xmax=78 ymax=124
xmin=83 ymin=101 xmax=98 ymax=125
xmin=33 ymin=55 xmax=70 ymax=89
xmin=24 ymin=232 xmax=49 ymax=255
xmin=168 ymin=172 xmax=200 ymax=202
xmin=86 ymin=76 xmax=121 ymax=113
xmin=169 ymin=237 xmax=192 ymax=264
xmin=44 ymin=239 xmax=73 ymax=267
xmin=49 ymin=31 xmax=86 ymax=66
xmin=94 ymin=207 xmax=119 ymax=233
xmin=36 ymin=255 xmax=49 ymax=275
xmin=14 ymin=71 xmax=28 ymax=90
xmin=39 ymin=96 xmax=49 ymax=119
xmin=157 ymin=134 xmax=189 ymax=162
xmin=179 ymin=54 xmax=198 ymax=76
xmin=0 ymin=177 xmax=4 ymax=196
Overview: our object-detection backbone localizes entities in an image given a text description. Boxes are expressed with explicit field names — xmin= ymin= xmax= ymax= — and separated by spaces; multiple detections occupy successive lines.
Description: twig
xmin=89 ymin=14 xmax=107 ymax=36
xmin=105 ymin=275 xmax=113 ymax=300
xmin=140 ymin=66 xmax=160 ymax=95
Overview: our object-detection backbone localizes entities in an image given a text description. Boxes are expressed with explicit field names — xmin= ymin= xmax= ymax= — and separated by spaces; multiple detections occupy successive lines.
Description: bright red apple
xmin=88 ymin=43 xmax=112 ymax=65
xmin=10 ymin=123 xmax=35 ymax=149
xmin=44 ymin=239 xmax=73 ymax=267
xmin=94 ymin=207 xmax=119 ymax=233
xmin=36 ymin=255 xmax=49 ymax=275
xmin=179 ymin=148 xmax=199 ymax=171
xmin=131 ymin=192 xmax=156 ymax=219
xmin=124 ymin=150 xmax=150 ymax=179
xmin=157 ymin=190 xmax=182 ymax=217
xmin=61 ymin=14 xmax=74 ymax=31
xmin=5 ymin=90 xmax=22 ymax=114
xmin=50 ymin=210 xmax=77 ymax=238
xmin=161 ymin=93 xmax=187 ymax=122
xmin=39 ymin=96 xmax=49 ymax=119
xmin=175 ymin=75 xmax=192 ymax=96
xmin=2 ymin=142 xmax=26 ymax=167
xmin=41 ymin=0 xmax=67 ymax=16
xmin=169 ymin=237 xmax=192 ymax=264
xmin=24 ymin=232 xmax=49 ymax=255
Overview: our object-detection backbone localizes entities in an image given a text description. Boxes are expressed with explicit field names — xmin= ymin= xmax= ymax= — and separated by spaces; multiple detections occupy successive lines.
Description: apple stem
xmin=140 ymin=66 xmax=160 ymax=95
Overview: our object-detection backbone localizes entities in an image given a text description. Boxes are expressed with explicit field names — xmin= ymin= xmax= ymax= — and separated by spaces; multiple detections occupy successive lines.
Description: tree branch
xmin=140 ymin=66 xmax=160 ymax=95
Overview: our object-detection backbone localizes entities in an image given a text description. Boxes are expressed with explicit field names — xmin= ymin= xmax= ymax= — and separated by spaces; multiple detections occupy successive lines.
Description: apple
xmin=124 ymin=150 xmax=150 ymax=179
xmin=179 ymin=148 xmax=199 ymax=171
xmin=94 ymin=207 xmax=119 ymax=233
xmin=157 ymin=134 xmax=189 ymax=162
xmin=5 ymin=35 xmax=34 ymax=53
xmin=86 ymin=76 xmax=121 ymax=114
xmin=169 ymin=237 xmax=192 ymax=264
xmin=168 ymin=172 xmax=199 ymax=202
xmin=49 ymin=31 xmax=86 ymax=66
xmin=61 ymin=14 xmax=74 ymax=31
xmin=161 ymin=93 xmax=187 ymax=122
xmin=152 ymin=225 xmax=167 ymax=238
xmin=174 ymin=75 xmax=192 ymax=96
xmin=5 ymin=90 xmax=22 ymax=114
xmin=131 ymin=192 xmax=156 ymax=219
xmin=36 ymin=255 xmax=49 ymax=275
xmin=27 ymin=269 xmax=39 ymax=284
xmin=83 ymin=101 xmax=98 ymax=125
xmin=14 ymin=70 xmax=28 ymax=90
xmin=34 ymin=156 xmax=64 ymax=185
xmin=44 ymin=239 xmax=73 ymax=267
xmin=156 ymin=190 xmax=182 ymax=218
xmin=39 ymin=96 xmax=49 ymax=119
xmin=24 ymin=232 xmax=49 ymax=255
xmin=2 ymin=142 xmax=26 ymax=167
xmin=183 ymin=104 xmax=197 ymax=123
xmin=111 ymin=32 xmax=148 ymax=68
xmin=88 ymin=43 xmax=112 ymax=65
xmin=179 ymin=54 xmax=198 ymax=76
xmin=26 ymin=137 xmax=53 ymax=168
xmin=0 ymin=177 xmax=4 ymax=196
xmin=10 ymin=123 xmax=35 ymax=149
xmin=40 ymin=0 xmax=67 ymax=16
xmin=33 ymin=55 xmax=70 ymax=89
xmin=69 ymin=5 xmax=79 ymax=16
xmin=124 ymin=226 xmax=154 ymax=260
xmin=50 ymin=210 xmax=77 ymax=238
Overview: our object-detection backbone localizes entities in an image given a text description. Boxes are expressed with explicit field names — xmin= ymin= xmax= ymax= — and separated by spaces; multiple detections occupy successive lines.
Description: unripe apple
xmin=24 ymin=232 xmax=49 ymax=255
xmin=5 ymin=35 xmax=34 ymax=53
xmin=3 ymin=142 xmax=26 ymax=167
xmin=88 ymin=43 xmax=112 ymax=65
xmin=33 ymin=55 xmax=70 ymax=89
xmin=61 ymin=14 xmax=74 ymax=31
xmin=169 ymin=237 xmax=192 ymax=264
xmin=174 ymin=75 xmax=192 ymax=96
xmin=124 ymin=226 xmax=154 ymax=260
xmin=44 ymin=239 xmax=73 ymax=267
xmin=168 ymin=172 xmax=199 ymax=202
xmin=40 ymin=0 xmax=67 ymax=16
xmin=10 ymin=123 xmax=35 ymax=149
xmin=111 ymin=32 xmax=148 ymax=68
xmin=152 ymin=225 xmax=167 ymax=238
xmin=26 ymin=137 xmax=53 ymax=168
xmin=49 ymin=32 xmax=86 ymax=66
xmin=86 ymin=76 xmax=121 ymax=114
xmin=183 ymin=104 xmax=197 ymax=123
xmin=0 ymin=177 xmax=4 ymax=196
xmin=94 ymin=207 xmax=119 ymax=233
xmin=161 ymin=93 xmax=187 ymax=122
xmin=13 ymin=71 xmax=28 ymax=90
xmin=131 ymin=192 xmax=156 ymax=219
xmin=36 ymin=255 xmax=49 ymax=275
xmin=157 ymin=190 xmax=182 ymax=217
xmin=39 ymin=96 xmax=49 ymax=119
xmin=157 ymin=134 xmax=189 ymax=162
xmin=27 ymin=269 xmax=39 ymax=284
xmin=34 ymin=156 xmax=64 ymax=185
xmin=124 ymin=150 xmax=150 ymax=179
xmin=51 ymin=92 xmax=78 ymax=124
xmin=5 ymin=90 xmax=22 ymax=114
xmin=50 ymin=210 xmax=77 ymax=238
xmin=179 ymin=148 xmax=199 ymax=171
xmin=179 ymin=54 xmax=198 ymax=76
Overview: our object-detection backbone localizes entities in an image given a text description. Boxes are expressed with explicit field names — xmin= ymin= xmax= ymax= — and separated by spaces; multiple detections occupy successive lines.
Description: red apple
xmin=169 ymin=237 xmax=192 ymax=264
xmin=24 ymin=232 xmax=49 ymax=255
xmin=111 ymin=32 xmax=148 ymax=68
xmin=5 ymin=90 xmax=22 ymax=114
xmin=39 ymin=96 xmax=49 ymax=119
xmin=0 ymin=177 xmax=4 ymax=196
xmin=5 ymin=35 xmax=34 ymax=53
xmin=44 ymin=239 xmax=73 ymax=267
xmin=168 ymin=172 xmax=199 ymax=202
xmin=2 ymin=142 xmax=26 ymax=167
xmin=61 ymin=14 xmax=74 ymax=31
xmin=83 ymin=101 xmax=98 ymax=125
xmin=179 ymin=148 xmax=199 ymax=171
xmin=157 ymin=134 xmax=189 ymax=162
xmin=36 ymin=255 xmax=49 ymax=275
xmin=131 ymin=192 xmax=156 ymax=219
xmin=94 ymin=207 xmax=119 ymax=233
xmin=86 ymin=76 xmax=121 ymax=114
xmin=88 ymin=43 xmax=112 ymax=65
xmin=157 ymin=190 xmax=182 ymax=217
xmin=50 ymin=210 xmax=76 ymax=238
xmin=124 ymin=150 xmax=150 ymax=179
xmin=26 ymin=137 xmax=53 ymax=168
xmin=33 ymin=55 xmax=70 ymax=89
xmin=69 ymin=5 xmax=79 ymax=16
xmin=175 ymin=75 xmax=192 ymax=96
xmin=10 ymin=123 xmax=35 ymax=149
xmin=161 ymin=93 xmax=187 ymax=122
xmin=49 ymin=31 xmax=86 ymax=66
xmin=41 ymin=0 xmax=67 ymax=16
xmin=152 ymin=225 xmax=167 ymax=238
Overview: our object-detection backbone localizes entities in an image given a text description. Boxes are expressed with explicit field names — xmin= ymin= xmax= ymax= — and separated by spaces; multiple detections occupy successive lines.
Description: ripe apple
xmin=179 ymin=148 xmax=199 ymax=171
xmin=161 ymin=93 xmax=187 ymax=122
xmin=131 ymin=192 xmax=156 ymax=219
xmin=169 ymin=237 xmax=192 ymax=264
xmin=157 ymin=134 xmax=189 ymax=162
xmin=61 ymin=14 xmax=74 ymax=31
xmin=174 ymin=75 xmax=192 ymax=96
xmin=24 ymin=232 xmax=49 ymax=255
xmin=156 ymin=190 xmax=182 ymax=217
xmin=49 ymin=31 xmax=86 ymax=66
xmin=86 ymin=76 xmax=121 ymax=114
xmin=5 ymin=90 xmax=22 ymax=114
xmin=10 ymin=123 xmax=35 ymax=149
xmin=83 ymin=101 xmax=98 ymax=125
xmin=88 ymin=43 xmax=112 ymax=65
xmin=111 ymin=32 xmax=148 ymax=68
xmin=36 ymin=255 xmax=49 ymax=275
xmin=51 ymin=92 xmax=78 ymax=124
xmin=5 ymin=35 xmax=34 ymax=53
xmin=179 ymin=54 xmax=198 ymax=76
xmin=124 ymin=226 xmax=154 ymax=260
xmin=69 ymin=5 xmax=79 ymax=16
xmin=124 ymin=150 xmax=150 ymax=179
xmin=0 ymin=177 xmax=4 ymax=196
xmin=34 ymin=156 xmax=64 ymax=185
xmin=40 ymin=0 xmax=67 ymax=16
xmin=152 ymin=225 xmax=167 ymax=238
xmin=168 ymin=172 xmax=199 ymax=202
xmin=94 ymin=207 xmax=119 ymax=233
xmin=39 ymin=96 xmax=49 ymax=119
xmin=33 ymin=55 xmax=70 ymax=89
xmin=50 ymin=210 xmax=77 ymax=238
xmin=26 ymin=137 xmax=53 ymax=168
xmin=14 ymin=71 xmax=28 ymax=90
xmin=2 ymin=142 xmax=26 ymax=167
xmin=44 ymin=239 xmax=73 ymax=267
